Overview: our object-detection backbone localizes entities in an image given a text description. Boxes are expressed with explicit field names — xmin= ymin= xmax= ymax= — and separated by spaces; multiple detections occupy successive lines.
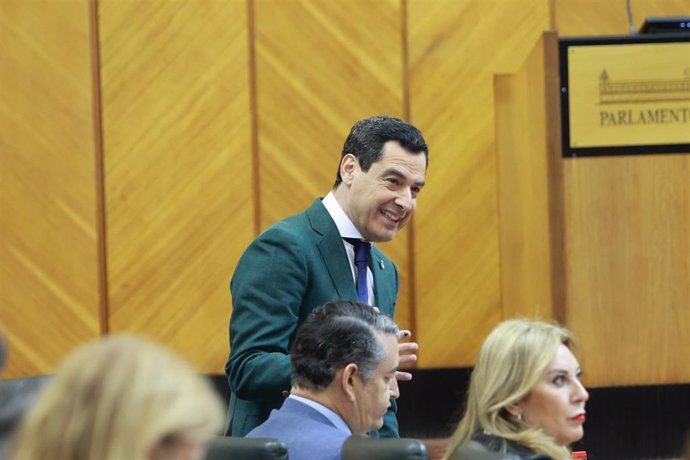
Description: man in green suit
xmin=225 ymin=116 xmax=429 ymax=437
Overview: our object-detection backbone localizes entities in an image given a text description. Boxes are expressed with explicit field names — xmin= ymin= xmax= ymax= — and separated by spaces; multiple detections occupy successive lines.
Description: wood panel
xmin=0 ymin=0 xmax=100 ymax=376
xmin=99 ymin=0 xmax=252 ymax=372
xmin=563 ymin=155 xmax=690 ymax=386
xmin=252 ymin=0 xmax=415 ymax=331
xmin=494 ymin=36 xmax=554 ymax=321
xmin=553 ymin=0 xmax=690 ymax=36
xmin=407 ymin=0 xmax=550 ymax=367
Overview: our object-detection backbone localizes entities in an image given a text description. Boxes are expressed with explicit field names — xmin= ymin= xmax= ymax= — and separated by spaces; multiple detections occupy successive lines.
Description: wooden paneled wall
xmin=251 ymin=0 xmax=413 ymax=331
xmin=2 ymin=0 xmax=689 ymax=384
xmin=0 ymin=0 xmax=101 ymax=375
xmin=99 ymin=0 xmax=252 ymax=372
xmin=408 ymin=0 xmax=551 ymax=366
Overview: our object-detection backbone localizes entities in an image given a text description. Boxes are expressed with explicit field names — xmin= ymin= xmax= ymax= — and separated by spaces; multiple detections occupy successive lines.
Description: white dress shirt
xmin=321 ymin=192 xmax=375 ymax=305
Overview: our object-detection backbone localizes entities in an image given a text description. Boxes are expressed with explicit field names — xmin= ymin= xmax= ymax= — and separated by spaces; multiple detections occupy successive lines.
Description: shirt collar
xmin=322 ymin=191 xmax=364 ymax=240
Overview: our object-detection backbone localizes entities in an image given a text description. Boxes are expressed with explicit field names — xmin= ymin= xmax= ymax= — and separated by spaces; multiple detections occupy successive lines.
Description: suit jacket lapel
xmin=305 ymin=199 xmax=357 ymax=301
xmin=371 ymin=248 xmax=394 ymax=311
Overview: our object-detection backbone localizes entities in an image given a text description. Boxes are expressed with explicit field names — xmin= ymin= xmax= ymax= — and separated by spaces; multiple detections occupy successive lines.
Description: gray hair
xmin=290 ymin=300 xmax=399 ymax=391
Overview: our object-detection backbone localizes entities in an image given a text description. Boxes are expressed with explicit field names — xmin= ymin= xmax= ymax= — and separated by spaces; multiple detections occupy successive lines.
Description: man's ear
xmin=339 ymin=154 xmax=358 ymax=186
xmin=341 ymin=363 xmax=359 ymax=402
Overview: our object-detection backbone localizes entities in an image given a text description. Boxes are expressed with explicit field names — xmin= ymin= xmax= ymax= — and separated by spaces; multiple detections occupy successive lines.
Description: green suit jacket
xmin=225 ymin=198 xmax=400 ymax=437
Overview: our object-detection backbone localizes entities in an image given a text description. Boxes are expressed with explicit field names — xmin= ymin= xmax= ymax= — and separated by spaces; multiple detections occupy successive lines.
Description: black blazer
xmin=471 ymin=432 xmax=554 ymax=460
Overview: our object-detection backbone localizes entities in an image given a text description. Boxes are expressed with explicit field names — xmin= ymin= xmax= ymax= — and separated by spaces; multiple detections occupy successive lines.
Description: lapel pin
xmin=379 ymin=260 xmax=385 ymax=270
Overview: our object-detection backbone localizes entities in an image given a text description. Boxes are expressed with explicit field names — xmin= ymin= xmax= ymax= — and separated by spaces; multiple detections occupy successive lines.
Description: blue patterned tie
xmin=343 ymin=238 xmax=371 ymax=304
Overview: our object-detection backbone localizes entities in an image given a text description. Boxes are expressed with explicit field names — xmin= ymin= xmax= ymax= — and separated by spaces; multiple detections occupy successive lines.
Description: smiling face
xmin=348 ymin=333 xmax=399 ymax=434
xmin=516 ymin=344 xmax=589 ymax=446
xmin=335 ymin=140 xmax=427 ymax=242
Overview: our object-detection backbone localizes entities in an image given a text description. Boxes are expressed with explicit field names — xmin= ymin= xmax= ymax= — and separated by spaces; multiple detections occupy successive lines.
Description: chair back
xmin=205 ymin=436 xmax=288 ymax=460
xmin=0 ymin=376 xmax=52 ymax=459
xmin=341 ymin=434 xmax=429 ymax=460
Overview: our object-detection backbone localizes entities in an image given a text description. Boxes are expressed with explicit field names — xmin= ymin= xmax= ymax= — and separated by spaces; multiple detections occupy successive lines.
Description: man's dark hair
xmin=290 ymin=300 xmax=399 ymax=392
xmin=334 ymin=115 xmax=429 ymax=187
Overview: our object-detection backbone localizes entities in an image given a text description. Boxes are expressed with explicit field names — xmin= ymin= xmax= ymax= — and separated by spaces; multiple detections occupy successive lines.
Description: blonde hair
xmin=10 ymin=336 xmax=224 ymax=460
xmin=444 ymin=319 xmax=576 ymax=460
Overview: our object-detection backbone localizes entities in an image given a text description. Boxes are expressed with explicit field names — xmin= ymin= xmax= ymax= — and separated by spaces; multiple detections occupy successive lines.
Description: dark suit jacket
xmin=469 ymin=433 xmax=554 ymax=460
xmin=226 ymin=199 xmax=399 ymax=437
xmin=247 ymin=398 xmax=349 ymax=460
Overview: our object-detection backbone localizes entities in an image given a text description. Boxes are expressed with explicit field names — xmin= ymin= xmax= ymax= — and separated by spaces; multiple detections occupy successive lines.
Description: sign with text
xmin=560 ymin=35 xmax=690 ymax=157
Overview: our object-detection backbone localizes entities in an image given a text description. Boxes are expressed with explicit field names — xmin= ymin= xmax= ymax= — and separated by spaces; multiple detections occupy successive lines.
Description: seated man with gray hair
xmin=246 ymin=299 xmax=400 ymax=460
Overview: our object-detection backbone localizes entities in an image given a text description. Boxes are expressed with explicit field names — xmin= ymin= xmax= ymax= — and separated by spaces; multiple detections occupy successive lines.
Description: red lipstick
xmin=571 ymin=413 xmax=586 ymax=422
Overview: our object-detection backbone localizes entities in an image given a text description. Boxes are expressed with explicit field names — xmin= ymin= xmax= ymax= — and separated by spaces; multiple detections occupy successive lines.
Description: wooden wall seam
xmin=542 ymin=31 xmax=567 ymax=325
xmin=400 ymin=0 xmax=418 ymax=344
xmin=401 ymin=0 xmax=411 ymax=123
xmin=247 ymin=0 xmax=261 ymax=237
xmin=89 ymin=0 xmax=109 ymax=335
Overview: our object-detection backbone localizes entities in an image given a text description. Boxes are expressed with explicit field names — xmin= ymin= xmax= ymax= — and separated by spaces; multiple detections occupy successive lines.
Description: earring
xmin=517 ymin=412 xmax=523 ymax=422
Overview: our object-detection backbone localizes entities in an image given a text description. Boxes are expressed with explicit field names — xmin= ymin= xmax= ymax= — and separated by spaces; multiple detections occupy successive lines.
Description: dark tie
xmin=343 ymin=238 xmax=371 ymax=304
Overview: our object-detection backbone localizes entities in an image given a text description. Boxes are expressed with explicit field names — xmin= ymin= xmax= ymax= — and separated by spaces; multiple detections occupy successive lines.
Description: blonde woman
xmin=10 ymin=336 xmax=224 ymax=460
xmin=444 ymin=319 xmax=589 ymax=460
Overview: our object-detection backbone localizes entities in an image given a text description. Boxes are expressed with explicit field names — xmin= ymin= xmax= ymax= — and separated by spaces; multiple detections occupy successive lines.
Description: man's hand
xmin=395 ymin=329 xmax=418 ymax=382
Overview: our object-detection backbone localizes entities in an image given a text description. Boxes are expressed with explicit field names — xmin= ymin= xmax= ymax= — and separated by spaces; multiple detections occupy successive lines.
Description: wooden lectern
xmin=494 ymin=31 xmax=690 ymax=387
